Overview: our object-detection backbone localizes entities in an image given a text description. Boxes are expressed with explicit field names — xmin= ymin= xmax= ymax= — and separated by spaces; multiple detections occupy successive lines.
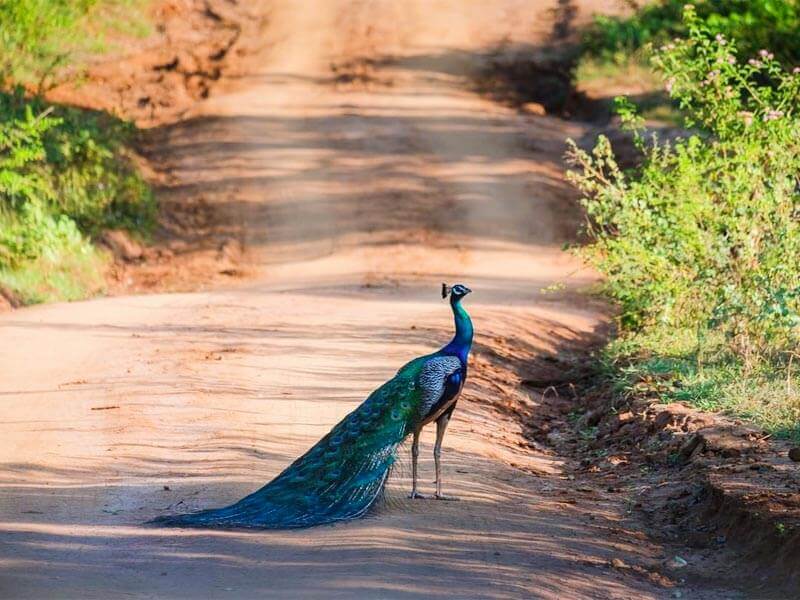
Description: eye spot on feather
xmin=390 ymin=409 xmax=401 ymax=421
xmin=400 ymin=401 xmax=411 ymax=410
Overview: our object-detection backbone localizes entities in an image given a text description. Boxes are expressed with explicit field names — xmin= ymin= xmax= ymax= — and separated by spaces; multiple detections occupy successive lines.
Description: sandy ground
xmin=0 ymin=2 xmax=735 ymax=598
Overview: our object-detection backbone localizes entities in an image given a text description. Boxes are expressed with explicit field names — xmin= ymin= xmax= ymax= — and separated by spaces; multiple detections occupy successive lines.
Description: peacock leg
xmin=434 ymin=412 xmax=458 ymax=500
xmin=408 ymin=428 xmax=428 ymax=499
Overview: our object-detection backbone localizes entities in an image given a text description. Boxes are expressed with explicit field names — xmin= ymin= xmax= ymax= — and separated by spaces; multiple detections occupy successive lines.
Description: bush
xmin=0 ymin=89 xmax=156 ymax=259
xmin=0 ymin=1 xmax=154 ymax=303
xmin=0 ymin=89 xmax=155 ymax=299
xmin=568 ymin=6 xmax=800 ymax=363
xmin=583 ymin=0 xmax=800 ymax=66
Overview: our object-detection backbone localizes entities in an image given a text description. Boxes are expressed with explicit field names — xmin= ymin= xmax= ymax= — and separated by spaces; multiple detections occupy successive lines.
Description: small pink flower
xmin=793 ymin=67 xmax=800 ymax=74
xmin=738 ymin=111 xmax=754 ymax=126
xmin=665 ymin=77 xmax=676 ymax=93
xmin=749 ymin=59 xmax=763 ymax=68
xmin=702 ymin=70 xmax=721 ymax=86
xmin=759 ymin=49 xmax=774 ymax=60
xmin=727 ymin=55 xmax=736 ymax=65
xmin=715 ymin=34 xmax=727 ymax=46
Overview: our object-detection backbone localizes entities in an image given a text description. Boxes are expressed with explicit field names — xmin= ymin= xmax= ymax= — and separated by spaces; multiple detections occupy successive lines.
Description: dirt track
xmin=0 ymin=2 xmax=739 ymax=598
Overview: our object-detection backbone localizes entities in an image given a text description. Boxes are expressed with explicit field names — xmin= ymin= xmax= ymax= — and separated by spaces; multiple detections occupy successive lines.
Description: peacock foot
xmin=408 ymin=491 xmax=429 ymax=499
xmin=434 ymin=493 xmax=459 ymax=501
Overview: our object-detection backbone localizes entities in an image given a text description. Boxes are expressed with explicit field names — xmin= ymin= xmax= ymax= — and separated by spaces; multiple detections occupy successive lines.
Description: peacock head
xmin=441 ymin=283 xmax=472 ymax=301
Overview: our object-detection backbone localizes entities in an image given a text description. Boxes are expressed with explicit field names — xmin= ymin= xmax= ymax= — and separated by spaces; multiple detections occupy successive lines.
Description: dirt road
xmin=0 ymin=2 xmax=734 ymax=598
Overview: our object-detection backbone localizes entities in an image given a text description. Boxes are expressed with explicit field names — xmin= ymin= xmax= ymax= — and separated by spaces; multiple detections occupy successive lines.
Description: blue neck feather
xmin=442 ymin=295 xmax=473 ymax=363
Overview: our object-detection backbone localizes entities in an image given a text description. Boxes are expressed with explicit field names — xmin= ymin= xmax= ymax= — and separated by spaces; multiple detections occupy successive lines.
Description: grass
xmin=602 ymin=327 xmax=800 ymax=442
xmin=574 ymin=54 xmax=657 ymax=89
xmin=90 ymin=0 xmax=152 ymax=40
xmin=0 ymin=245 xmax=107 ymax=304
xmin=573 ymin=51 xmax=682 ymax=127
xmin=0 ymin=0 xmax=152 ymax=90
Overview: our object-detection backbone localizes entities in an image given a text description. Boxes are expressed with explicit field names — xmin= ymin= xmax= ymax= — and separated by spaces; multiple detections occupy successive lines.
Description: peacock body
xmin=152 ymin=283 xmax=473 ymax=529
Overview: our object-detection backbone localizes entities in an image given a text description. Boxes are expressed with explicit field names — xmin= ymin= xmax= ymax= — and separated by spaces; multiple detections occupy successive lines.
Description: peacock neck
xmin=442 ymin=296 xmax=473 ymax=363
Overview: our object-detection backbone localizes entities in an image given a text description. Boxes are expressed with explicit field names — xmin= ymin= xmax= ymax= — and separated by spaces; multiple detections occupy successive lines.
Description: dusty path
xmin=0 ymin=2 xmax=733 ymax=598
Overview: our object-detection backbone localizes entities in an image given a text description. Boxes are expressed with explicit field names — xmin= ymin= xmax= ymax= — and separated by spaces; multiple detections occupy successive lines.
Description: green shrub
xmin=568 ymin=6 xmax=800 ymax=363
xmin=0 ymin=1 xmax=154 ymax=304
xmin=0 ymin=202 xmax=102 ymax=305
xmin=7 ymin=92 xmax=156 ymax=234
xmin=0 ymin=98 xmax=62 ymax=267
xmin=0 ymin=89 xmax=154 ymax=300
xmin=0 ymin=89 xmax=154 ymax=245
xmin=583 ymin=0 xmax=800 ymax=65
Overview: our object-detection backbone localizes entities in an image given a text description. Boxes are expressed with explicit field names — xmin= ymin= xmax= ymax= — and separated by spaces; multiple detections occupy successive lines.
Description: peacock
xmin=151 ymin=283 xmax=473 ymax=529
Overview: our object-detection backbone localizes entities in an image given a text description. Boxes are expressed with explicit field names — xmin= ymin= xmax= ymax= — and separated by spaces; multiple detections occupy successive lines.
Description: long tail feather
xmin=150 ymin=366 xmax=421 ymax=529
